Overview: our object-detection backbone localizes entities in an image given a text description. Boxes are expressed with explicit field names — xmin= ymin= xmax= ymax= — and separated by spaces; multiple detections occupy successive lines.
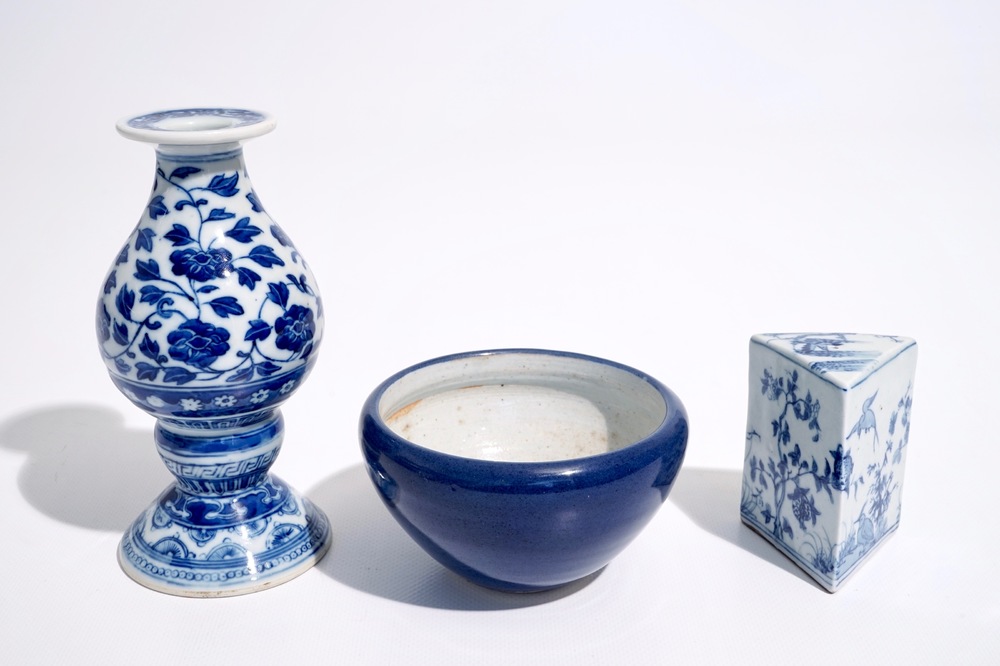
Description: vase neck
xmin=156 ymin=142 xmax=244 ymax=163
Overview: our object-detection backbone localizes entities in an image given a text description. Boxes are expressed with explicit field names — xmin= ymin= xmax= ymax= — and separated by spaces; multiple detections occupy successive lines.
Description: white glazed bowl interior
xmin=378 ymin=351 xmax=668 ymax=462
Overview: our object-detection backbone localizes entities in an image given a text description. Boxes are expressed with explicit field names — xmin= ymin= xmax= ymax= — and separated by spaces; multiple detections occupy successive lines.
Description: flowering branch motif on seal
xmin=741 ymin=364 xmax=913 ymax=582
xmin=742 ymin=369 xmax=851 ymax=545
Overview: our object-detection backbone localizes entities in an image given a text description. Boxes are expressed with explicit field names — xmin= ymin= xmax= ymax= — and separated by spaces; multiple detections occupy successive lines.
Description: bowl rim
xmin=360 ymin=348 xmax=688 ymax=489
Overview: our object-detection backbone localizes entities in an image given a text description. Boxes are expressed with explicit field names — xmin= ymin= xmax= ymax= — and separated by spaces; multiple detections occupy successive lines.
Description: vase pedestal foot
xmin=117 ymin=474 xmax=331 ymax=597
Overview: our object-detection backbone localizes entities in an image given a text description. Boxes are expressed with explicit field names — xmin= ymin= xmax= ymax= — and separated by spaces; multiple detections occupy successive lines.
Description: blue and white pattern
xmin=756 ymin=333 xmax=907 ymax=383
xmin=118 ymin=415 xmax=330 ymax=595
xmin=97 ymin=146 xmax=322 ymax=423
xmin=124 ymin=108 xmax=269 ymax=132
xmin=117 ymin=108 xmax=277 ymax=145
xmin=740 ymin=333 xmax=917 ymax=592
xmin=97 ymin=110 xmax=329 ymax=596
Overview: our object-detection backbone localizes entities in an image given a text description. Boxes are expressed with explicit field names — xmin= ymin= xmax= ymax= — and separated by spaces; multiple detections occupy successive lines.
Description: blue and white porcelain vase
xmin=96 ymin=108 xmax=330 ymax=596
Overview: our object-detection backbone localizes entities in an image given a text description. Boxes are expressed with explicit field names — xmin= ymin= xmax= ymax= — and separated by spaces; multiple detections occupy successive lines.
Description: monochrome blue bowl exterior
xmin=360 ymin=349 xmax=689 ymax=592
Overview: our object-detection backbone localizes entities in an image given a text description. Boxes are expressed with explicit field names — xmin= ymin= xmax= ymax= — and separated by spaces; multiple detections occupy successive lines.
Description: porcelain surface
xmin=360 ymin=349 xmax=689 ymax=592
xmin=741 ymin=333 xmax=917 ymax=592
xmin=96 ymin=108 xmax=330 ymax=596
xmin=117 ymin=108 xmax=277 ymax=145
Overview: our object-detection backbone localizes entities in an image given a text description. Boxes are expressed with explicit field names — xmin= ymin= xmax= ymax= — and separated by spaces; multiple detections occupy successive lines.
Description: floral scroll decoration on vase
xmin=97 ymin=157 xmax=322 ymax=420
xmin=741 ymin=367 xmax=913 ymax=579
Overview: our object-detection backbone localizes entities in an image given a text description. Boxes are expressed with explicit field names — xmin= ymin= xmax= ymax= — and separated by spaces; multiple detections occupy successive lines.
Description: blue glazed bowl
xmin=359 ymin=349 xmax=689 ymax=592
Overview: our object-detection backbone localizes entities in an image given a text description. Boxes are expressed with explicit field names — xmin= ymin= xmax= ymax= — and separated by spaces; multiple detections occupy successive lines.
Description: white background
xmin=1 ymin=1 xmax=997 ymax=663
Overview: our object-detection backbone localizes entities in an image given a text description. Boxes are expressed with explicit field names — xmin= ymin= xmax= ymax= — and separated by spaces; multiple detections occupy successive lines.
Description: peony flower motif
xmin=279 ymin=380 xmax=295 ymax=395
xmin=274 ymin=305 xmax=315 ymax=353
xmin=180 ymin=398 xmax=203 ymax=411
xmin=250 ymin=389 xmax=270 ymax=404
xmin=788 ymin=486 xmax=821 ymax=529
xmin=169 ymin=247 xmax=233 ymax=282
xmin=213 ymin=395 xmax=237 ymax=408
xmin=168 ymin=319 xmax=231 ymax=369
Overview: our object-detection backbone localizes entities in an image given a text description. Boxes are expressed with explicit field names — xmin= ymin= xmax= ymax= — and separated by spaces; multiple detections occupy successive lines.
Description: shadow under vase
xmin=0 ymin=404 xmax=169 ymax=532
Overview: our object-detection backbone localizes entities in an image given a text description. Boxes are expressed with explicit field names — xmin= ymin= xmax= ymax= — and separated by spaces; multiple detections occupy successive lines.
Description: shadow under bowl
xmin=359 ymin=349 xmax=689 ymax=592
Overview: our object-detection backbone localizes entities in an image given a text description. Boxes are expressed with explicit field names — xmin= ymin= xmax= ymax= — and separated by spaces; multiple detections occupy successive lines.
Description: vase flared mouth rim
xmin=116 ymin=108 xmax=276 ymax=145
